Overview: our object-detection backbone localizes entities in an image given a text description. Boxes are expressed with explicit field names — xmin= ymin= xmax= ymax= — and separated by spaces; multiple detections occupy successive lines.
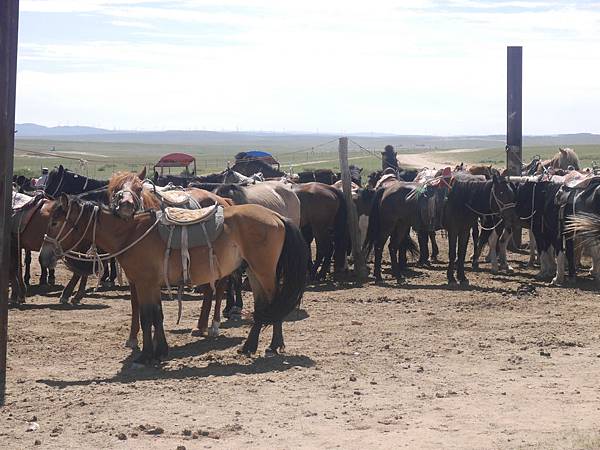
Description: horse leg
xmin=498 ymin=228 xmax=513 ymax=272
xmin=527 ymin=229 xmax=538 ymax=267
xmin=430 ymin=231 xmax=439 ymax=262
xmin=457 ymin=229 xmax=470 ymax=286
xmin=48 ymin=268 xmax=55 ymax=286
xmin=110 ymin=258 xmax=117 ymax=284
xmin=224 ymin=276 xmax=234 ymax=319
xmin=241 ymin=321 xmax=262 ymax=355
xmin=551 ymin=247 xmax=566 ymax=286
xmin=72 ymin=275 xmax=88 ymax=305
xmin=60 ymin=274 xmax=80 ymax=304
xmin=39 ymin=265 xmax=48 ymax=286
xmin=565 ymin=233 xmax=576 ymax=283
xmin=447 ymin=230 xmax=458 ymax=285
xmin=487 ymin=229 xmax=499 ymax=273
xmin=126 ymin=283 xmax=140 ymax=349
xmin=267 ymin=321 xmax=285 ymax=355
xmin=134 ymin=286 xmax=165 ymax=366
xmin=193 ymin=286 xmax=213 ymax=336
xmin=24 ymin=250 xmax=31 ymax=286
xmin=417 ymin=230 xmax=430 ymax=266
xmin=152 ymin=302 xmax=169 ymax=362
xmin=209 ymin=279 xmax=227 ymax=337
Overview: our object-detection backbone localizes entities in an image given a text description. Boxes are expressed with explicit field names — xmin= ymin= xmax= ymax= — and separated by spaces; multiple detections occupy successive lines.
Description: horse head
xmin=492 ymin=174 xmax=519 ymax=229
xmin=108 ymin=169 xmax=146 ymax=220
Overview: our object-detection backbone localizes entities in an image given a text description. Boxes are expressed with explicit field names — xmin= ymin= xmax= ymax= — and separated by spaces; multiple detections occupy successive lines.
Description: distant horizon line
xmin=15 ymin=122 xmax=600 ymax=138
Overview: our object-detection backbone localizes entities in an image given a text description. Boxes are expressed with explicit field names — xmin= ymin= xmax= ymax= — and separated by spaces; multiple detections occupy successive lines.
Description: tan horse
xmin=213 ymin=181 xmax=301 ymax=226
xmin=537 ymin=147 xmax=580 ymax=174
xmin=107 ymin=170 xmax=233 ymax=344
xmin=40 ymin=194 xmax=309 ymax=365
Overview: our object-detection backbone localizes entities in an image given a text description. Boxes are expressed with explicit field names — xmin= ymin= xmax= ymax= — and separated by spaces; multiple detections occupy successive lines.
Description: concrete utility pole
xmin=506 ymin=46 xmax=523 ymax=176
xmin=337 ymin=137 xmax=368 ymax=281
xmin=0 ymin=0 xmax=20 ymax=406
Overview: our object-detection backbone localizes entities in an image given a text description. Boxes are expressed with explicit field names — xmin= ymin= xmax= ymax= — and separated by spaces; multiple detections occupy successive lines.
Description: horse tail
xmin=331 ymin=187 xmax=349 ymax=272
xmin=253 ymin=218 xmax=309 ymax=324
xmin=362 ymin=187 xmax=385 ymax=258
xmin=565 ymin=213 xmax=600 ymax=242
xmin=402 ymin=233 xmax=419 ymax=259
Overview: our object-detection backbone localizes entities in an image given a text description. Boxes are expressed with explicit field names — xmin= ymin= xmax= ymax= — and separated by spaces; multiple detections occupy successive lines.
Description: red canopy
xmin=155 ymin=152 xmax=195 ymax=168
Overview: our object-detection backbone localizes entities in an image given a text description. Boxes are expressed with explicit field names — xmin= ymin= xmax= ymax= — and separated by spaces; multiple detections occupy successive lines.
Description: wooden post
xmin=506 ymin=46 xmax=522 ymax=176
xmin=0 ymin=0 xmax=20 ymax=406
xmin=338 ymin=137 xmax=368 ymax=281
xmin=507 ymin=46 xmax=523 ymax=249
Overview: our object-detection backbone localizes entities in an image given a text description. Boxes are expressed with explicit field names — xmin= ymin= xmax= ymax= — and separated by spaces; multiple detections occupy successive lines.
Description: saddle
xmin=144 ymin=182 xmax=200 ymax=208
xmin=156 ymin=204 xmax=225 ymax=304
xmin=11 ymin=192 xmax=44 ymax=234
xmin=156 ymin=204 xmax=224 ymax=250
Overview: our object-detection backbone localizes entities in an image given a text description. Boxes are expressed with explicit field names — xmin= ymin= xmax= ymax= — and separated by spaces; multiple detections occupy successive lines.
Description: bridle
xmin=44 ymin=198 xmax=158 ymax=278
xmin=111 ymin=184 xmax=144 ymax=212
xmin=465 ymin=182 xmax=516 ymax=231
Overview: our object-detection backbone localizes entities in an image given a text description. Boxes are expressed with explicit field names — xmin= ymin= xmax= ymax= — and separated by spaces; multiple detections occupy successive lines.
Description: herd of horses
xmin=9 ymin=147 xmax=600 ymax=366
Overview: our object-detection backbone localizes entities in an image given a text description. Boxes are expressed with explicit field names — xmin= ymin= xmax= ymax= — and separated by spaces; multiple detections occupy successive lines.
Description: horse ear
xmin=492 ymin=173 xmax=499 ymax=184
xmin=137 ymin=166 xmax=147 ymax=180
xmin=59 ymin=193 xmax=69 ymax=210
xmin=559 ymin=148 xmax=566 ymax=155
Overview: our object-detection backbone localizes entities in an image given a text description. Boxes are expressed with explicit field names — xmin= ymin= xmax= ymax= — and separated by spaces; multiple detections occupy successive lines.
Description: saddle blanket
xmin=156 ymin=205 xmax=224 ymax=250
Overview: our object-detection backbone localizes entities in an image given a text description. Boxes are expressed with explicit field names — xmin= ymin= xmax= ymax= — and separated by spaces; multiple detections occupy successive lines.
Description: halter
xmin=465 ymin=183 xmax=516 ymax=231
xmin=49 ymin=170 xmax=65 ymax=198
xmin=111 ymin=185 xmax=144 ymax=212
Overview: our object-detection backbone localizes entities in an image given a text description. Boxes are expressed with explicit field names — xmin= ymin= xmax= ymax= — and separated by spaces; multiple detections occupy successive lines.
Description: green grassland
xmin=12 ymin=137 xmax=599 ymax=179
xmin=428 ymin=145 xmax=600 ymax=168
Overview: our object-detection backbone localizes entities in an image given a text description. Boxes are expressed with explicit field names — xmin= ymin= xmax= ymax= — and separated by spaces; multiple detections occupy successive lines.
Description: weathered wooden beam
xmin=0 ymin=0 xmax=20 ymax=406
xmin=338 ymin=137 xmax=368 ymax=281
xmin=506 ymin=46 xmax=523 ymax=176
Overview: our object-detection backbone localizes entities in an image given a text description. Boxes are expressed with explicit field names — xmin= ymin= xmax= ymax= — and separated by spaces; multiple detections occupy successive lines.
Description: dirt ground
xmin=2 ymin=237 xmax=600 ymax=450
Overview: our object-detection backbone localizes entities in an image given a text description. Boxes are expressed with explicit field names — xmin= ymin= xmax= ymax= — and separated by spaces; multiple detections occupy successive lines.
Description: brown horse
xmin=9 ymin=194 xmax=54 ymax=304
xmin=107 ymin=170 xmax=233 ymax=343
xmin=40 ymin=195 xmax=309 ymax=365
xmin=292 ymin=182 xmax=348 ymax=280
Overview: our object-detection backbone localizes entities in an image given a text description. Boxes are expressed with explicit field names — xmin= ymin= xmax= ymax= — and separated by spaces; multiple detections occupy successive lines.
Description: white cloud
xmin=16 ymin=0 xmax=600 ymax=133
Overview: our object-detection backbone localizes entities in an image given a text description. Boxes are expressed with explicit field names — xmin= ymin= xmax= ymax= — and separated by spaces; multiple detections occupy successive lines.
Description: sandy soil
xmin=2 ymin=239 xmax=600 ymax=450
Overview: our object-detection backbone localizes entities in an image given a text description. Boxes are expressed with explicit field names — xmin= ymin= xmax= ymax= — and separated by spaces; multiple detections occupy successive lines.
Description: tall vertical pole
xmin=338 ymin=137 xmax=368 ymax=281
xmin=506 ymin=46 xmax=522 ymax=176
xmin=507 ymin=46 xmax=523 ymax=249
xmin=0 ymin=0 xmax=20 ymax=406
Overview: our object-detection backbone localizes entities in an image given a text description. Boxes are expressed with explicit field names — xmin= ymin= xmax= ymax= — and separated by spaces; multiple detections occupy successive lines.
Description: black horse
xmin=442 ymin=175 xmax=519 ymax=286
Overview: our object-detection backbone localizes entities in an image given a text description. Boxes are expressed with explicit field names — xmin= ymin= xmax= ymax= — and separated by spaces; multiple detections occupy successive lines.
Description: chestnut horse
xmin=40 ymin=195 xmax=309 ymax=364
xmin=107 ymin=170 xmax=233 ymax=345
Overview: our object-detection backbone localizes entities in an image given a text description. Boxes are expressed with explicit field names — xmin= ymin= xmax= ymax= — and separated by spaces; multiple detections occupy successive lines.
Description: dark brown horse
xmin=442 ymin=175 xmax=519 ymax=286
xmin=292 ymin=182 xmax=348 ymax=280
xmin=40 ymin=196 xmax=309 ymax=364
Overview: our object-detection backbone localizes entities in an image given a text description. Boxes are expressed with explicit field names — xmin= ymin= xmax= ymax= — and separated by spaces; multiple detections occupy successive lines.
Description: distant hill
xmin=16 ymin=123 xmax=117 ymax=137
xmin=14 ymin=123 xmax=600 ymax=149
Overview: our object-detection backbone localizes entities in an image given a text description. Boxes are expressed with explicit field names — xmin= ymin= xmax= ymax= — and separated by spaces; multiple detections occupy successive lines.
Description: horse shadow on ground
xmin=36 ymin=343 xmax=315 ymax=388
xmin=26 ymin=284 xmax=62 ymax=295
xmin=12 ymin=302 xmax=109 ymax=311
xmin=372 ymin=278 xmax=515 ymax=295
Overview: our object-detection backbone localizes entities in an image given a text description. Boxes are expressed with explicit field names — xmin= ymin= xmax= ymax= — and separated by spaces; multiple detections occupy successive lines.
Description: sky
xmin=14 ymin=0 xmax=600 ymax=135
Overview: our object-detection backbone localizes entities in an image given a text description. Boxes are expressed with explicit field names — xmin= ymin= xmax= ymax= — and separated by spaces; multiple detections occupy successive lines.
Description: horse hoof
xmin=265 ymin=348 xmax=278 ymax=357
xmin=131 ymin=362 xmax=146 ymax=370
xmin=460 ymin=279 xmax=470 ymax=287
xmin=550 ymin=277 xmax=562 ymax=286
xmin=208 ymin=323 xmax=220 ymax=337
xmin=59 ymin=296 xmax=69 ymax=305
xmin=125 ymin=339 xmax=139 ymax=349
xmin=190 ymin=328 xmax=206 ymax=337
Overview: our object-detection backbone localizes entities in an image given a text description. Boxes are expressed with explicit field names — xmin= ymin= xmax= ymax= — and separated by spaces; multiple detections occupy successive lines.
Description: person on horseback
xmin=381 ymin=145 xmax=399 ymax=172
xmin=35 ymin=167 xmax=49 ymax=188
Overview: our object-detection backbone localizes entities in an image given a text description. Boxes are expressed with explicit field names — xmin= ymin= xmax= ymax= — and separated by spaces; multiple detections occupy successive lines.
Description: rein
xmin=464 ymin=183 xmax=516 ymax=230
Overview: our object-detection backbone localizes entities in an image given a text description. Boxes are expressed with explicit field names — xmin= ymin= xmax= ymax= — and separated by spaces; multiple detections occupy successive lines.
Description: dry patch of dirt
xmin=2 ymin=242 xmax=600 ymax=449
